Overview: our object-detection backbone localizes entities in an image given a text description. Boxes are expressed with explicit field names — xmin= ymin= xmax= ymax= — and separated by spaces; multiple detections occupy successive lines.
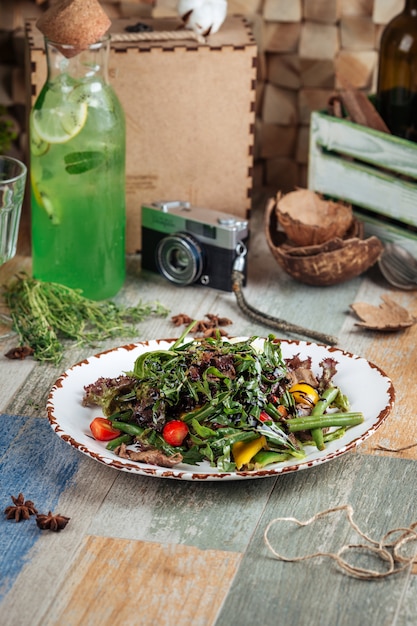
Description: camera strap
xmin=231 ymin=247 xmax=338 ymax=346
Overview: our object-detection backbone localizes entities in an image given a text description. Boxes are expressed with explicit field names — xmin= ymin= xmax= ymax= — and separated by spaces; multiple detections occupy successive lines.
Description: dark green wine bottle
xmin=376 ymin=0 xmax=417 ymax=141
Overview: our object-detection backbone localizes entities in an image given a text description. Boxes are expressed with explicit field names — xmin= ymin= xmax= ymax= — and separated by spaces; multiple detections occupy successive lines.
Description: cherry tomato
xmin=259 ymin=410 xmax=272 ymax=422
xmin=162 ymin=420 xmax=189 ymax=446
xmin=90 ymin=417 xmax=121 ymax=441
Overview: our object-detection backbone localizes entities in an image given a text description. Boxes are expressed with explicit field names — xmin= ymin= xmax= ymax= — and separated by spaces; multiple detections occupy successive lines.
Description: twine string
xmin=336 ymin=543 xmax=395 ymax=579
xmin=264 ymin=504 xmax=417 ymax=580
xmin=376 ymin=442 xmax=417 ymax=452
xmin=111 ymin=30 xmax=206 ymax=45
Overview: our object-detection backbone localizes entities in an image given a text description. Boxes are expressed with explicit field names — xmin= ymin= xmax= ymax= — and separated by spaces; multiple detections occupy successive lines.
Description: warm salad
xmin=82 ymin=333 xmax=364 ymax=472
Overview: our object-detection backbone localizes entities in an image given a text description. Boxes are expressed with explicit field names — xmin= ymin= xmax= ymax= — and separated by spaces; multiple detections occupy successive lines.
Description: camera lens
xmin=156 ymin=233 xmax=204 ymax=285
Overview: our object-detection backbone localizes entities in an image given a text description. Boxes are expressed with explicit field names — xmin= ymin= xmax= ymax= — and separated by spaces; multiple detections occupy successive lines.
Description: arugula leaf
xmin=191 ymin=418 xmax=217 ymax=439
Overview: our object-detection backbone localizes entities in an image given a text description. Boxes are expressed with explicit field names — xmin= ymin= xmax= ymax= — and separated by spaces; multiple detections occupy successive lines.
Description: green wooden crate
xmin=308 ymin=110 xmax=417 ymax=255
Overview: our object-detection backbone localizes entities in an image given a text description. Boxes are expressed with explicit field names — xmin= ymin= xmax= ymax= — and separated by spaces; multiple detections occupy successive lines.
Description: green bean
xmin=108 ymin=410 xmax=133 ymax=423
xmin=302 ymin=427 xmax=346 ymax=447
xmin=210 ymin=430 xmax=258 ymax=452
xmin=265 ymin=402 xmax=285 ymax=421
xmin=111 ymin=421 xmax=145 ymax=437
xmin=181 ymin=392 xmax=230 ymax=423
xmin=286 ymin=412 xmax=364 ymax=433
xmin=182 ymin=403 xmax=217 ymax=423
xmin=105 ymin=433 xmax=133 ymax=450
xmin=312 ymin=387 xmax=339 ymax=415
xmin=310 ymin=387 xmax=340 ymax=451
xmin=311 ymin=428 xmax=325 ymax=451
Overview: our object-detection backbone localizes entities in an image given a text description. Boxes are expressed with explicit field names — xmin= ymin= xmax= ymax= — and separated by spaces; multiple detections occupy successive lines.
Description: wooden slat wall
xmin=250 ymin=0 xmax=404 ymax=192
xmin=0 ymin=0 xmax=405 ymax=195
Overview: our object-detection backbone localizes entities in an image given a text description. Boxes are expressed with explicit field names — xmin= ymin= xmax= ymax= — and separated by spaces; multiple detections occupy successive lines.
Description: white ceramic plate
xmin=47 ymin=338 xmax=395 ymax=481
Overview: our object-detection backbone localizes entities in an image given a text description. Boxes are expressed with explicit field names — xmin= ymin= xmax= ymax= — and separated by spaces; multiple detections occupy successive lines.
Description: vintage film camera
xmin=141 ymin=201 xmax=249 ymax=292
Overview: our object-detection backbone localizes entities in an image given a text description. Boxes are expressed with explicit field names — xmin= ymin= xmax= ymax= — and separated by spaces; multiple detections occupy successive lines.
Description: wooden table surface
xmin=1 ymin=197 xmax=417 ymax=626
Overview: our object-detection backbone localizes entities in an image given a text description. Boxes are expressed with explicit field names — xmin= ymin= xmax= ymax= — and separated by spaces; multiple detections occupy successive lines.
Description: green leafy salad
xmin=82 ymin=333 xmax=364 ymax=472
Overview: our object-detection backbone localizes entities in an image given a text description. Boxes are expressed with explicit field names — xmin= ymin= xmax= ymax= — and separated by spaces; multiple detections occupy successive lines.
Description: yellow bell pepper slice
xmin=232 ymin=435 xmax=267 ymax=470
xmin=289 ymin=382 xmax=319 ymax=407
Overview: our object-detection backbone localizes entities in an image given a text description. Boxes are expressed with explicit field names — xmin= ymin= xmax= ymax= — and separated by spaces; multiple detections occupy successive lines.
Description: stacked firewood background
xmin=0 ymin=0 xmax=405 ymax=195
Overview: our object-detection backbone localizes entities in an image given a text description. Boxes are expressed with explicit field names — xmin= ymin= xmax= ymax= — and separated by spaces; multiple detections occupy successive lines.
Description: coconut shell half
xmin=276 ymin=189 xmax=354 ymax=247
xmin=264 ymin=197 xmax=383 ymax=286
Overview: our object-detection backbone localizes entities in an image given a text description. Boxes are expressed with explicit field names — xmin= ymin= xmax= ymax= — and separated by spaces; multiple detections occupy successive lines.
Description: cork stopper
xmin=36 ymin=0 xmax=111 ymax=56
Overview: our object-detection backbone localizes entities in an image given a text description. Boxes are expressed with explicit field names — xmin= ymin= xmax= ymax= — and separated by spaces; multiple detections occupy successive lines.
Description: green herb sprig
xmin=2 ymin=273 xmax=169 ymax=364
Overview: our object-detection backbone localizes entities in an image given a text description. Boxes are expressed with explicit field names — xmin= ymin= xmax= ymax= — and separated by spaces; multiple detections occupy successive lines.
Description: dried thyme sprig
xmin=2 ymin=272 xmax=169 ymax=364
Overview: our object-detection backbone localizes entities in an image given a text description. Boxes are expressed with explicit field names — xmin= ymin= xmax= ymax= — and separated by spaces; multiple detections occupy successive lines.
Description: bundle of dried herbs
xmin=2 ymin=273 xmax=169 ymax=364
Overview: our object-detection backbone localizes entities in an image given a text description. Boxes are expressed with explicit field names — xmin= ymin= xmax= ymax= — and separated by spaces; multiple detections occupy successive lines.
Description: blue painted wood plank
xmin=0 ymin=414 xmax=28 ymax=456
xmin=0 ymin=414 xmax=81 ymax=600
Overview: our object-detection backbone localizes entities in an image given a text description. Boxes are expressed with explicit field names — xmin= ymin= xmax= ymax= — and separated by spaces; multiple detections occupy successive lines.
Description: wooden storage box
xmin=308 ymin=110 xmax=417 ymax=255
xmin=25 ymin=16 xmax=257 ymax=253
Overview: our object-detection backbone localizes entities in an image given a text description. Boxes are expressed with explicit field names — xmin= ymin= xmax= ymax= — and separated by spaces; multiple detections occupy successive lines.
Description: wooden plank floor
xmin=217 ymin=454 xmax=417 ymax=626
xmin=1 ymin=413 xmax=416 ymax=626
xmin=1 ymin=197 xmax=417 ymax=625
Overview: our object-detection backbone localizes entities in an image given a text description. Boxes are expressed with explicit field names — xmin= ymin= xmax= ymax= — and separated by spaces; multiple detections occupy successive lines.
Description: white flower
xmin=178 ymin=0 xmax=228 ymax=36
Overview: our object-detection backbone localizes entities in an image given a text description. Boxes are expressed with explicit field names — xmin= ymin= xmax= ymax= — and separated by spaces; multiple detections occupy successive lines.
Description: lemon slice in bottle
xmin=68 ymin=82 xmax=104 ymax=108
xmin=31 ymin=172 xmax=61 ymax=225
xmin=30 ymin=124 xmax=49 ymax=156
xmin=32 ymin=102 xmax=88 ymax=144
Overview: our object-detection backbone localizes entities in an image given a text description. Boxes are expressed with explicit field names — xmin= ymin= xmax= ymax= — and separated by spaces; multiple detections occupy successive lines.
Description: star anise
xmin=36 ymin=511 xmax=70 ymax=532
xmin=4 ymin=345 xmax=35 ymax=360
xmin=205 ymin=314 xmax=233 ymax=327
xmin=4 ymin=493 xmax=38 ymax=522
xmin=171 ymin=313 xmax=233 ymax=331
xmin=189 ymin=319 xmax=211 ymax=333
xmin=203 ymin=327 xmax=229 ymax=338
xmin=171 ymin=313 xmax=193 ymax=326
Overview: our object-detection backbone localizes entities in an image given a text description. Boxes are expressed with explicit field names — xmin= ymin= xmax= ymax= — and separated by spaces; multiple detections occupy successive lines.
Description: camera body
xmin=141 ymin=201 xmax=249 ymax=292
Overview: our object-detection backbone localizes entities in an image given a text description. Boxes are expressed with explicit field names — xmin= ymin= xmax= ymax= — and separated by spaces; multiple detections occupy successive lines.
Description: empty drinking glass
xmin=0 ymin=155 xmax=27 ymax=265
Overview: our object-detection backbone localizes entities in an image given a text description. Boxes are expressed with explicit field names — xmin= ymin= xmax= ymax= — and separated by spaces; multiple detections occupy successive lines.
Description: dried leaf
xmin=350 ymin=295 xmax=416 ymax=330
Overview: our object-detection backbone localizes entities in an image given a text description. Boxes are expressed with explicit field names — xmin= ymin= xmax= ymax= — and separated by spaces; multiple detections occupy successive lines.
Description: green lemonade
xmin=30 ymin=42 xmax=126 ymax=301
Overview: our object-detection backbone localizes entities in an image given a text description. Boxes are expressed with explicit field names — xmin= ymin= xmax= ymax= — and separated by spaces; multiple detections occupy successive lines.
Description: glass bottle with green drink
xmin=30 ymin=35 xmax=126 ymax=300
